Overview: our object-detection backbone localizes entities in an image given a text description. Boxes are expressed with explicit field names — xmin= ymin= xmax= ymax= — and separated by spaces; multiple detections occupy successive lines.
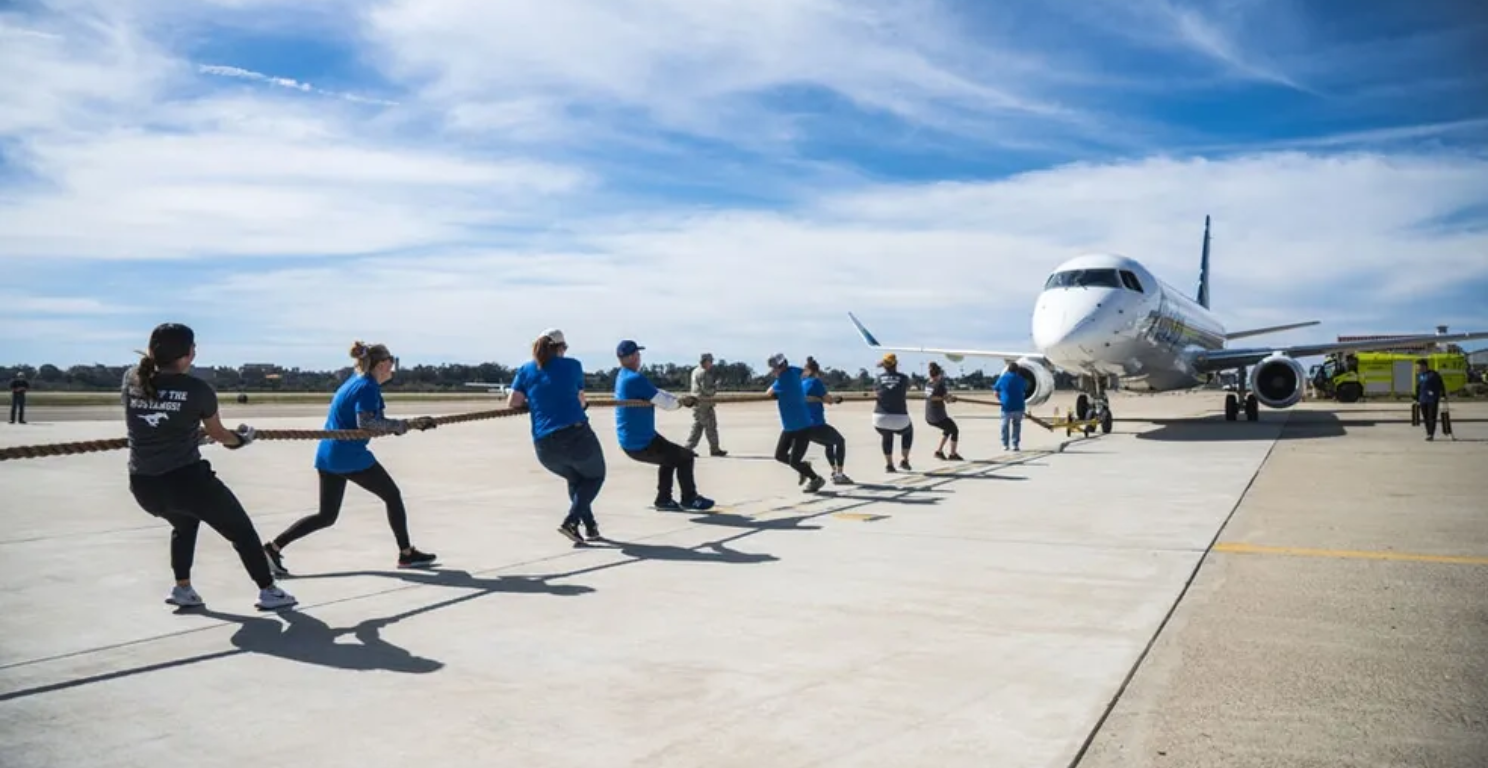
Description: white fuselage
xmin=1030 ymin=254 xmax=1227 ymax=392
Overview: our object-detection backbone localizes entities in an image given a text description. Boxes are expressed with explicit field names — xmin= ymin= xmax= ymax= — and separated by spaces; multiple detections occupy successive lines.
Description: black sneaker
xmin=557 ymin=521 xmax=584 ymax=544
xmin=263 ymin=543 xmax=290 ymax=577
xmin=398 ymin=547 xmax=438 ymax=568
xmin=584 ymin=523 xmax=602 ymax=541
xmin=654 ymin=498 xmax=682 ymax=511
xmin=710 ymin=449 xmax=728 ymax=457
xmin=899 ymin=459 xmax=912 ymax=471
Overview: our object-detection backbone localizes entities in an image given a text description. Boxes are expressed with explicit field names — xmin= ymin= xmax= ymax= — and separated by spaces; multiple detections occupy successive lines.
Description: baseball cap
xmin=541 ymin=328 xmax=566 ymax=345
xmin=767 ymin=353 xmax=787 ymax=369
xmin=879 ymin=352 xmax=897 ymax=367
xmin=616 ymin=340 xmax=645 ymax=357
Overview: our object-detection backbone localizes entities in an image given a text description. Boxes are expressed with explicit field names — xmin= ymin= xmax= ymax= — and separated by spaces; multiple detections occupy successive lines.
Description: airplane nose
xmin=1034 ymin=292 xmax=1117 ymax=353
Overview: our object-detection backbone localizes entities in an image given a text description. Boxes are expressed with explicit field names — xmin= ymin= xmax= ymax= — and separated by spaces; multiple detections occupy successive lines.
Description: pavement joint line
xmin=0 ymin=444 xmax=1050 ymax=682
xmin=1211 ymin=542 xmax=1488 ymax=566
xmin=1063 ymin=409 xmax=1289 ymax=768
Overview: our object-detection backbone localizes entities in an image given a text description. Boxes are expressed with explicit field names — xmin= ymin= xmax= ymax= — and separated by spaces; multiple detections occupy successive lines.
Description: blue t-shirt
xmin=994 ymin=371 xmax=1027 ymax=412
xmin=769 ymin=366 xmax=813 ymax=431
xmin=314 ymin=374 xmax=383 ymax=473
xmin=511 ymin=357 xmax=588 ymax=440
xmin=614 ymin=367 xmax=660 ymax=451
xmin=801 ymin=377 xmax=828 ymax=426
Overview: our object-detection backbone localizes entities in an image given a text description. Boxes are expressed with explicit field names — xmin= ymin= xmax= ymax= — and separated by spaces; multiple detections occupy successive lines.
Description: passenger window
xmin=1120 ymin=270 xmax=1144 ymax=292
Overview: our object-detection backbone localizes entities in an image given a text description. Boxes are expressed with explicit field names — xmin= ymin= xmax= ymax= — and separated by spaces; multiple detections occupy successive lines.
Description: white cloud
xmin=168 ymin=151 xmax=1488 ymax=370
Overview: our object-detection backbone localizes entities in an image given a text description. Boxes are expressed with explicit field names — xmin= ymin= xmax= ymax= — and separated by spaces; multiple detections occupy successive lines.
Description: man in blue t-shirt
xmin=766 ymin=353 xmax=826 ymax=492
xmin=614 ymin=340 xmax=715 ymax=511
xmin=993 ymin=360 xmax=1028 ymax=451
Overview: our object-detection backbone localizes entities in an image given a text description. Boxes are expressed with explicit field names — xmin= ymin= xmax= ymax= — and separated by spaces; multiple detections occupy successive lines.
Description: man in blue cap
xmin=614 ymin=340 xmax=716 ymax=511
xmin=766 ymin=353 xmax=826 ymax=493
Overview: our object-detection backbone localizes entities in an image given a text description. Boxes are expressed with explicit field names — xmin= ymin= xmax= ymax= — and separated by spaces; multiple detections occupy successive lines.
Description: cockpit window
xmin=1119 ymin=270 xmax=1144 ymax=292
xmin=1044 ymin=269 xmax=1122 ymax=290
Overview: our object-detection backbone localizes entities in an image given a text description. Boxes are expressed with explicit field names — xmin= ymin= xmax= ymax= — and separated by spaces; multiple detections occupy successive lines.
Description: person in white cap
xmin=507 ymin=328 xmax=607 ymax=544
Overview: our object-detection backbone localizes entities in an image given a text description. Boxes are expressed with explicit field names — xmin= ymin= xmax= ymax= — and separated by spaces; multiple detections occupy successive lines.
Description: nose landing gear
xmin=1075 ymin=378 xmax=1114 ymax=436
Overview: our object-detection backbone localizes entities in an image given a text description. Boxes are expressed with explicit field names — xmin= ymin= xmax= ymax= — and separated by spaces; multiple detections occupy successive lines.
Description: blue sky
xmin=2 ymin=0 xmax=1487 ymax=374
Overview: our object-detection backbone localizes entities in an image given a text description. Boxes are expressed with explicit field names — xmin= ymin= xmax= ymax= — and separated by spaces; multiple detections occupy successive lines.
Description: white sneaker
xmin=256 ymin=585 xmax=298 ymax=611
xmin=166 ymin=585 xmax=204 ymax=607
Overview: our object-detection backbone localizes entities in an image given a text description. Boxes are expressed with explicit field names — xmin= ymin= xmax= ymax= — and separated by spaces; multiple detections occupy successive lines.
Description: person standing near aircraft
xmin=924 ymin=362 xmax=963 ymax=461
xmin=766 ymin=353 xmax=827 ymax=492
xmin=873 ymin=353 xmax=913 ymax=472
xmin=9 ymin=370 xmax=27 ymax=424
xmin=993 ymin=360 xmax=1028 ymax=451
xmin=614 ymin=340 xmax=716 ymax=511
xmin=122 ymin=322 xmax=296 ymax=611
xmin=264 ymin=341 xmax=438 ymax=576
xmin=1416 ymin=358 xmax=1446 ymax=441
xmin=685 ymin=352 xmax=727 ymax=456
xmin=507 ymin=329 xmax=606 ymax=544
xmin=801 ymin=356 xmax=852 ymax=485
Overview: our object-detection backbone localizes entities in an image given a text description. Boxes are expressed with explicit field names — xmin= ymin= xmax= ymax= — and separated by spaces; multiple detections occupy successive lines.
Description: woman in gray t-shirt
xmin=924 ymin=362 xmax=963 ymax=461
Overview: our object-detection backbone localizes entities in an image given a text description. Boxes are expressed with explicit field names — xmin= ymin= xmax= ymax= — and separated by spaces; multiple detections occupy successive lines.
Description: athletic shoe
xmin=947 ymin=453 xmax=964 ymax=461
xmin=398 ymin=548 xmax=438 ymax=568
xmin=166 ymin=585 xmax=204 ymax=608
xmin=584 ymin=523 xmax=602 ymax=541
xmin=263 ymin=543 xmax=290 ymax=577
xmin=256 ymin=586 xmax=297 ymax=611
xmin=682 ymin=496 xmax=715 ymax=511
xmin=899 ymin=459 xmax=912 ymax=471
xmin=557 ymin=521 xmax=584 ymax=544
xmin=831 ymin=472 xmax=854 ymax=485
xmin=710 ymin=449 xmax=729 ymax=457
xmin=804 ymin=476 xmax=826 ymax=493
xmin=654 ymin=498 xmax=683 ymax=511
xmin=934 ymin=450 xmax=947 ymax=460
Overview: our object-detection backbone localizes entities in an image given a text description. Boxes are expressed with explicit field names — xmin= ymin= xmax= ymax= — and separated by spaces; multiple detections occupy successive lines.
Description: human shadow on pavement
xmin=684 ymin=511 xmax=825 ymax=532
xmin=193 ymin=608 xmax=444 ymax=674
xmin=582 ymin=538 xmax=778 ymax=564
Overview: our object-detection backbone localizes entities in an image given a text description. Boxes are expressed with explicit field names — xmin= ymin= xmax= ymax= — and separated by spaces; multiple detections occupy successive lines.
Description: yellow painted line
xmin=1213 ymin=542 xmax=1488 ymax=566
xmin=832 ymin=512 xmax=889 ymax=522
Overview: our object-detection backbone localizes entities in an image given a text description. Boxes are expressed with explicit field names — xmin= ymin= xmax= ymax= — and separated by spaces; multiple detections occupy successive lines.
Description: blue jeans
xmin=1000 ymin=411 xmax=1024 ymax=449
xmin=534 ymin=423 xmax=606 ymax=527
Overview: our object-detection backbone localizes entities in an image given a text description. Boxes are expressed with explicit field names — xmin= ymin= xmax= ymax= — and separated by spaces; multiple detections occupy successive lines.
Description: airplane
xmin=463 ymin=381 xmax=510 ymax=395
xmin=849 ymin=216 xmax=1488 ymax=433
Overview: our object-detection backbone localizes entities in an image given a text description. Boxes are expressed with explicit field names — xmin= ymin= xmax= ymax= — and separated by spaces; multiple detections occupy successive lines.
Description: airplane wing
xmin=1224 ymin=320 xmax=1320 ymax=341
xmin=848 ymin=313 xmax=1046 ymax=364
xmin=1195 ymin=330 xmax=1488 ymax=372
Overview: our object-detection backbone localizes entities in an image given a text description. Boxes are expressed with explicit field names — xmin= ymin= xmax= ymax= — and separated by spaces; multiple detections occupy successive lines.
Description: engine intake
xmin=1253 ymin=353 xmax=1305 ymax=409
xmin=1011 ymin=356 xmax=1055 ymax=407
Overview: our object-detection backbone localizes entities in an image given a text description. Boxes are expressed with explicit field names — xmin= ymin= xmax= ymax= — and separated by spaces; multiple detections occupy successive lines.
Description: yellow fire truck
xmin=1309 ymin=350 xmax=1468 ymax=402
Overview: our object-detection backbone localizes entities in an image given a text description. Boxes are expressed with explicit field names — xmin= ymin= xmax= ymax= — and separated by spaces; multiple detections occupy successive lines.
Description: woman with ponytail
xmin=800 ymin=356 xmax=852 ymax=485
xmin=507 ymin=328 xmax=607 ymax=544
xmin=122 ymin=322 xmax=296 ymax=611
xmin=264 ymin=340 xmax=438 ymax=575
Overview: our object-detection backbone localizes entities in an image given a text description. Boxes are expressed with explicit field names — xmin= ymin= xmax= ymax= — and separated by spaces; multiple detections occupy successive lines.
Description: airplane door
xmin=1393 ymin=360 xmax=1414 ymax=395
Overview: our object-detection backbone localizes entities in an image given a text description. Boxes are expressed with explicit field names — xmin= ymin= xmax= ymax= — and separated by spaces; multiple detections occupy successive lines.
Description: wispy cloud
xmin=198 ymin=63 xmax=399 ymax=106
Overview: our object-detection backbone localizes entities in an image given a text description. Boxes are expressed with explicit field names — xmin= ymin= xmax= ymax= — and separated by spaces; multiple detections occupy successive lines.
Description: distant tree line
xmin=0 ymin=359 xmax=1069 ymax=394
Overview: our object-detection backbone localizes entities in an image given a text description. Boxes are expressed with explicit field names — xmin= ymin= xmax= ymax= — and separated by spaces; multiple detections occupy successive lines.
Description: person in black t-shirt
xmin=873 ymin=353 xmax=914 ymax=472
xmin=8 ymin=372 xmax=27 ymax=424
xmin=123 ymin=322 xmax=297 ymax=611
xmin=924 ymin=362 xmax=963 ymax=461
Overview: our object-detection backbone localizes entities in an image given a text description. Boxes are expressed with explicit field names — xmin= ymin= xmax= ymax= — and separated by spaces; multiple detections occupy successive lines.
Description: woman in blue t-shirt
xmin=264 ymin=341 xmax=438 ymax=575
xmin=508 ymin=329 xmax=606 ymax=544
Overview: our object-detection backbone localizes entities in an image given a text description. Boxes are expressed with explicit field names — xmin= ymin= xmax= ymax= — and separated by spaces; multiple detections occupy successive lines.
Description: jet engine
xmin=1012 ymin=356 xmax=1055 ymax=407
xmin=1252 ymin=353 xmax=1306 ymax=409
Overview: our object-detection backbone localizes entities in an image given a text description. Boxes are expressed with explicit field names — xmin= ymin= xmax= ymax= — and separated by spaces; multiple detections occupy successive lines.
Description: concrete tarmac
xmin=0 ymin=391 xmax=1483 ymax=767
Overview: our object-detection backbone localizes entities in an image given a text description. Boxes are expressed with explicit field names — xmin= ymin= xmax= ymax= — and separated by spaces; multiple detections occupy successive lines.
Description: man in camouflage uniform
xmin=686 ymin=353 xmax=727 ymax=456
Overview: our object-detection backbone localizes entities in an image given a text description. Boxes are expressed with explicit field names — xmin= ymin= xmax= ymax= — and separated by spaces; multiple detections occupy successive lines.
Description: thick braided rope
xmin=0 ymin=393 xmax=808 ymax=462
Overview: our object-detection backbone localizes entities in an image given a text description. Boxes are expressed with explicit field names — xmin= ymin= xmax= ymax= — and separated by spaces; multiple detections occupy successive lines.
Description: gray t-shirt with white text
xmin=122 ymin=370 xmax=219 ymax=476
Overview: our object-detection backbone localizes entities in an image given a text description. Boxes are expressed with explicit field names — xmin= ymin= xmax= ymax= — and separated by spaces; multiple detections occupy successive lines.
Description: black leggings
xmin=807 ymin=424 xmax=846 ymax=467
xmin=775 ymin=428 xmax=821 ymax=480
xmin=274 ymin=461 xmax=411 ymax=551
xmin=877 ymin=424 xmax=914 ymax=454
xmin=929 ymin=417 xmax=959 ymax=440
xmin=129 ymin=460 xmax=274 ymax=588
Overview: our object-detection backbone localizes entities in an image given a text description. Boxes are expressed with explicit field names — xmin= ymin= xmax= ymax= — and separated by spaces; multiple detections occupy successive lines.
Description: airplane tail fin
xmin=1196 ymin=215 xmax=1211 ymax=309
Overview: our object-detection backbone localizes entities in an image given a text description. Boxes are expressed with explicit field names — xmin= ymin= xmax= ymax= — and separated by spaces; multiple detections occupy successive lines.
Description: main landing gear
xmin=1074 ymin=377 xmax=1115 ymax=436
xmin=1224 ymin=367 xmax=1259 ymax=422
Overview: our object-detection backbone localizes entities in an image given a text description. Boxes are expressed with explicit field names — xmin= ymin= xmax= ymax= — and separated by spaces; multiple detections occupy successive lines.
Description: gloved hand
xmin=680 ymin=395 xmax=699 ymax=408
xmin=226 ymin=424 xmax=256 ymax=449
xmin=409 ymin=416 xmax=438 ymax=431
xmin=945 ymin=394 xmax=958 ymax=403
